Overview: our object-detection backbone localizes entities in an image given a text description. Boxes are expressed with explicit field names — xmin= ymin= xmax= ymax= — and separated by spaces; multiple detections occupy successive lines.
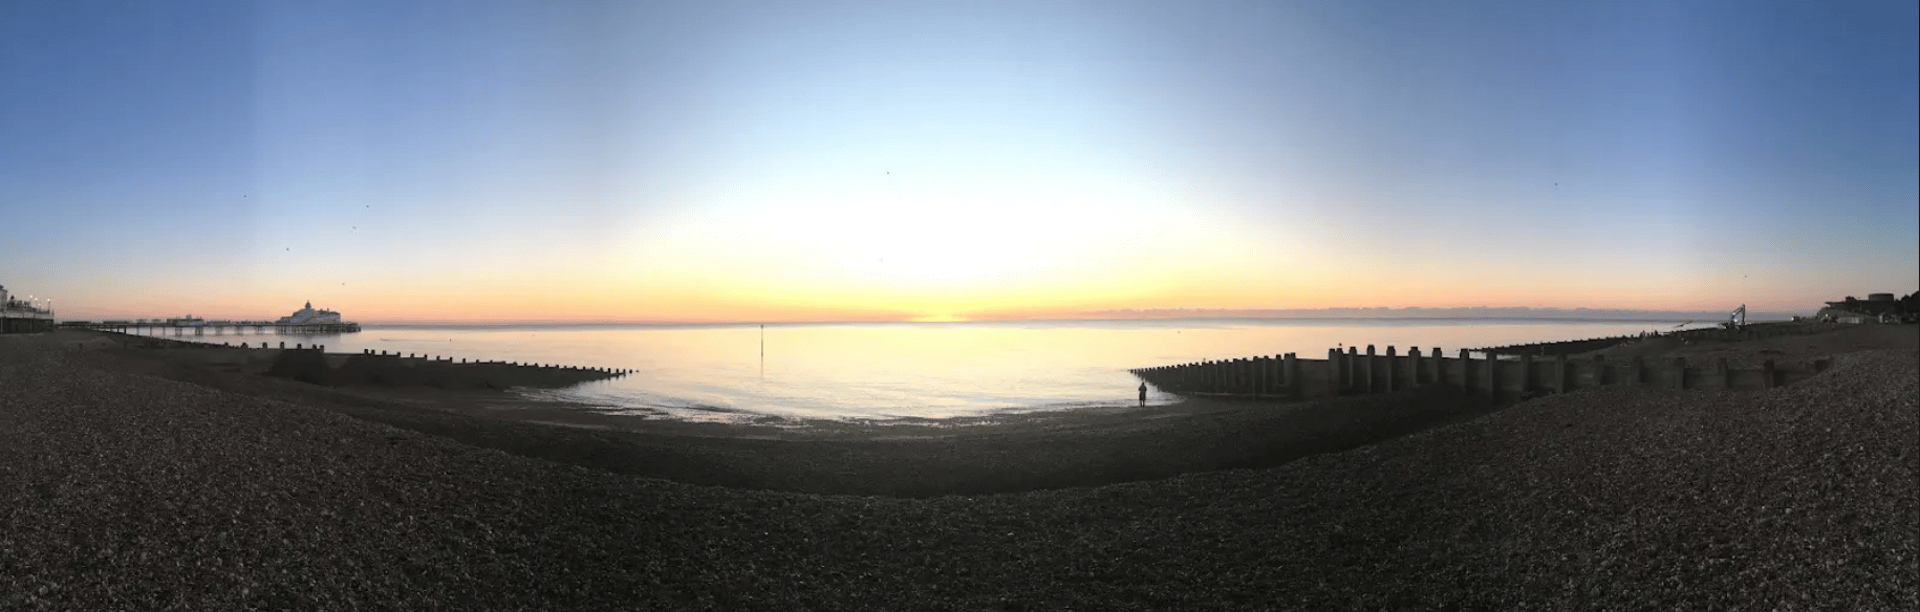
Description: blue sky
xmin=2 ymin=1 xmax=1914 ymax=322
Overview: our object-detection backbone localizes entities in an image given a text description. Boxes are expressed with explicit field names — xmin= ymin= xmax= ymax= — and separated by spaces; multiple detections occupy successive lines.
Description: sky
xmin=2 ymin=0 xmax=1915 ymax=324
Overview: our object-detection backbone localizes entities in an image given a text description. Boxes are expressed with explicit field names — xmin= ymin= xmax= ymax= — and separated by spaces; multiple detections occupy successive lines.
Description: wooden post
xmin=1385 ymin=346 xmax=1399 ymax=392
xmin=1240 ymin=358 xmax=1252 ymax=395
xmin=1483 ymin=351 xmax=1497 ymax=398
xmin=1555 ymin=353 xmax=1569 ymax=393
xmin=1632 ymin=355 xmax=1645 ymax=385
xmin=1263 ymin=355 xmax=1275 ymax=395
xmin=1407 ymin=347 xmax=1421 ymax=385
xmin=1433 ymin=347 xmax=1447 ymax=386
xmin=1717 ymin=357 xmax=1730 ymax=390
xmin=1593 ymin=355 xmax=1607 ymax=386
xmin=1364 ymin=345 xmax=1377 ymax=394
xmin=1328 ymin=349 xmax=1340 ymax=394
xmin=1259 ymin=356 xmax=1271 ymax=397
xmin=1243 ymin=358 xmax=1254 ymax=395
xmin=1276 ymin=355 xmax=1287 ymax=394
xmin=1268 ymin=355 xmax=1280 ymax=394
xmin=1246 ymin=357 xmax=1259 ymax=396
xmin=1272 ymin=355 xmax=1283 ymax=395
xmin=1286 ymin=353 xmax=1300 ymax=398
xmin=1345 ymin=347 xmax=1359 ymax=392
xmin=1673 ymin=357 xmax=1687 ymax=390
xmin=1519 ymin=353 xmax=1532 ymax=396
xmin=1244 ymin=360 xmax=1259 ymax=399
xmin=1458 ymin=349 xmax=1473 ymax=394
xmin=1412 ymin=347 xmax=1426 ymax=385
xmin=1762 ymin=359 xmax=1776 ymax=389
xmin=1250 ymin=357 xmax=1261 ymax=397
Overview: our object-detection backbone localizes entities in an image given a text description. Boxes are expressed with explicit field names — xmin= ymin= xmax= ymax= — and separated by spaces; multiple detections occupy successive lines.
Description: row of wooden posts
xmin=1131 ymin=345 xmax=1813 ymax=400
xmin=1475 ymin=321 xmax=1840 ymax=357
xmin=354 ymin=348 xmax=634 ymax=375
xmin=128 ymin=333 xmax=637 ymax=377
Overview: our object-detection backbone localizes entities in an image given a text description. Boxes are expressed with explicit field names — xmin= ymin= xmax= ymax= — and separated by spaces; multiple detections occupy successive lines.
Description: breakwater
xmin=1471 ymin=320 xmax=1836 ymax=357
xmin=1132 ymin=343 xmax=1828 ymax=400
xmin=92 ymin=331 xmax=631 ymax=390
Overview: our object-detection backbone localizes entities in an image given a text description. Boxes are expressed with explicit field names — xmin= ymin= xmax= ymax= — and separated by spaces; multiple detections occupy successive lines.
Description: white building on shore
xmin=277 ymin=301 xmax=343 ymax=325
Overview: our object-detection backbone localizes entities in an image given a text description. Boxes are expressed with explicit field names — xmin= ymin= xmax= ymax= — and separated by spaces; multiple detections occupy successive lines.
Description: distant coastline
xmin=350 ymin=314 xmax=1777 ymax=328
xmin=1076 ymin=306 xmax=1803 ymax=321
xmin=323 ymin=306 xmax=1798 ymax=327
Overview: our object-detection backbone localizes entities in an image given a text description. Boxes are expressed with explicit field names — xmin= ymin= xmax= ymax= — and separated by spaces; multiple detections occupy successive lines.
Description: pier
xmin=60 ymin=320 xmax=361 ymax=334
xmin=61 ymin=300 xmax=360 ymax=335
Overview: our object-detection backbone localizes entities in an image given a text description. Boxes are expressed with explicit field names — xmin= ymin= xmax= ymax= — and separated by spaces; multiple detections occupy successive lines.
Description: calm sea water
xmin=136 ymin=319 xmax=1720 ymax=423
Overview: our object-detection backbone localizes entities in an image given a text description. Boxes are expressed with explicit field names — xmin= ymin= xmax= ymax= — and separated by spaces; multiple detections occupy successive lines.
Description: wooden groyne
xmin=90 ymin=331 xmax=633 ymax=390
xmin=1132 ymin=343 xmax=1829 ymax=401
xmin=1472 ymin=320 xmax=1840 ymax=357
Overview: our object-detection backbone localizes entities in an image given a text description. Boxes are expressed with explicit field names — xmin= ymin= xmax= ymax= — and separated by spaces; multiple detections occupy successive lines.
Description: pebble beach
xmin=2 ymin=329 xmax=1915 ymax=610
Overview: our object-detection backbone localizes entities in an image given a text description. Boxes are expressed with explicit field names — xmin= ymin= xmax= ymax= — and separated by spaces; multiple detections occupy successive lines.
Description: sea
xmin=131 ymin=319 xmax=1726 ymax=424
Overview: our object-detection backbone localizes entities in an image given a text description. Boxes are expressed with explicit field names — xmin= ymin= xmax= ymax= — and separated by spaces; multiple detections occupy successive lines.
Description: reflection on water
xmin=131 ymin=319 xmax=1720 ymax=422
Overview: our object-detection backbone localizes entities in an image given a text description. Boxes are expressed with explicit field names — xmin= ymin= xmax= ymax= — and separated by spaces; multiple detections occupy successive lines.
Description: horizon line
xmin=57 ymin=304 xmax=1831 ymax=327
xmin=352 ymin=312 xmax=1808 ymax=327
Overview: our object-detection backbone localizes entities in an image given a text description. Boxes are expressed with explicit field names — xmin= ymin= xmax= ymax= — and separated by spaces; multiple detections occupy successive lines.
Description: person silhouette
xmin=1138 ymin=382 xmax=1148 ymax=407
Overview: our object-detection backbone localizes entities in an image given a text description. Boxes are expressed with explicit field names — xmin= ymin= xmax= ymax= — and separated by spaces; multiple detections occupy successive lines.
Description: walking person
xmin=1138 ymin=382 xmax=1148 ymax=407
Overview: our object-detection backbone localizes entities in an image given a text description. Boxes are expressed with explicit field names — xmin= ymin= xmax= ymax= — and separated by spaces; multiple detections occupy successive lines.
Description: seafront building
xmin=1816 ymin=292 xmax=1914 ymax=324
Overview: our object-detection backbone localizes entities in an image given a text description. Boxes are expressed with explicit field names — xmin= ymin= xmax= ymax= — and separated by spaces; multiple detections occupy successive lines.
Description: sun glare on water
xmin=910 ymin=313 xmax=969 ymax=323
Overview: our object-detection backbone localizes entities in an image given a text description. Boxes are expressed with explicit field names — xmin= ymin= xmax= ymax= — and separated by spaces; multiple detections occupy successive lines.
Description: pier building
xmin=1 ymin=284 xmax=56 ymax=333
xmin=278 ymin=301 xmax=343 ymax=325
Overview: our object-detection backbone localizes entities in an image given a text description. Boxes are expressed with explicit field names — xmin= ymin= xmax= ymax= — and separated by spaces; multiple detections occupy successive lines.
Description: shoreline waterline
xmin=112 ymin=317 xmax=1743 ymax=424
